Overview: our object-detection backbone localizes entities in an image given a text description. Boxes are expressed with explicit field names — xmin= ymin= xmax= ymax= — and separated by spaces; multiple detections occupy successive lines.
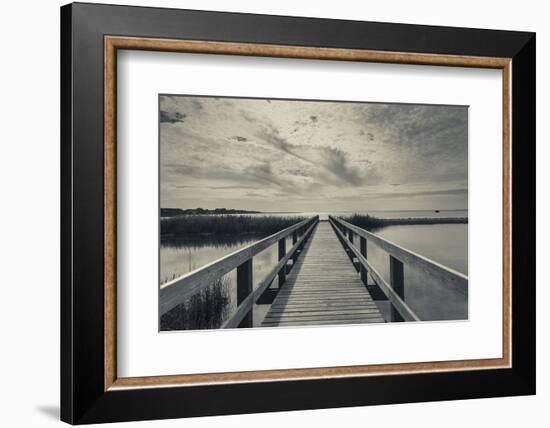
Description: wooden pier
xmin=261 ymin=222 xmax=384 ymax=327
xmin=160 ymin=215 xmax=468 ymax=328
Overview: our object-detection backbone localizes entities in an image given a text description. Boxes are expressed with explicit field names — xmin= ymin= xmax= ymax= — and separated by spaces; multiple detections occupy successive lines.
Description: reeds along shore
xmin=160 ymin=276 xmax=231 ymax=330
xmin=161 ymin=213 xmax=468 ymax=237
xmin=161 ymin=214 xmax=306 ymax=237
xmin=341 ymin=214 xmax=468 ymax=231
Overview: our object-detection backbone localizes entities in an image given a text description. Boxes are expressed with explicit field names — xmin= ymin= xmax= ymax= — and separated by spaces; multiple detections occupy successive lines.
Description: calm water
xmin=160 ymin=210 xmax=468 ymax=326
xmin=355 ymin=223 xmax=468 ymax=321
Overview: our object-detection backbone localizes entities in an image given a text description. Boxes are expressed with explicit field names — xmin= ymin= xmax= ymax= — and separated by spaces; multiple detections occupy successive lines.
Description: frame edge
xmin=510 ymin=32 xmax=536 ymax=394
xmin=63 ymin=3 xmax=536 ymax=423
xmin=60 ymin=2 xmax=74 ymax=425
xmin=104 ymin=35 xmax=513 ymax=390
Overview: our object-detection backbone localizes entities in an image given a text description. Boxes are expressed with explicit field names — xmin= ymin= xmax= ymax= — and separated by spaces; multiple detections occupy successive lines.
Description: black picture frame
xmin=61 ymin=2 xmax=535 ymax=424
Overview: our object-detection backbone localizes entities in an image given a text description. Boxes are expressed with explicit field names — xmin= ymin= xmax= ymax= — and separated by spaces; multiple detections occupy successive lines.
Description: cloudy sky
xmin=160 ymin=95 xmax=468 ymax=213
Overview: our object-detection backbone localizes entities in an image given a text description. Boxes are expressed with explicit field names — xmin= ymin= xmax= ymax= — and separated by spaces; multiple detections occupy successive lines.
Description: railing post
xmin=348 ymin=229 xmax=354 ymax=244
xmin=237 ymin=259 xmax=253 ymax=327
xmin=292 ymin=230 xmax=298 ymax=264
xmin=278 ymin=237 xmax=286 ymax=287
xmin=360 ymin=236 xmax=368 ymax=285
xmin=389 ymin=255 xmax=405 ymax=322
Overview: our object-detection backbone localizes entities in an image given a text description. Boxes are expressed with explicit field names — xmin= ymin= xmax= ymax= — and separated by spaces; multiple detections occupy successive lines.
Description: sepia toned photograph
xmin=159 ymin=95 xmax=468 ymax=331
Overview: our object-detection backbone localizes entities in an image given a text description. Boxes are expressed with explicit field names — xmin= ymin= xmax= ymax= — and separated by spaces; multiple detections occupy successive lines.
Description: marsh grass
xmin=161 ymin=233 xmax=265 ymax=250
xmin=341 ymin=214 xmax=467 ymax=231
xmin=160 ymin=276 xmax=232 ymax=330
xmin=161 ymin=215 xmax=306 ymax=237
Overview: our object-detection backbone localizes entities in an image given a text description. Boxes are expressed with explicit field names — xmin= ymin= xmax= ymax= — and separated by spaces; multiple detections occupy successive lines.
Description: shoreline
xmin=341 ymin=213 xmax=467 ymax=231
xmin=161 ymin=214 xmax=467 ymax=238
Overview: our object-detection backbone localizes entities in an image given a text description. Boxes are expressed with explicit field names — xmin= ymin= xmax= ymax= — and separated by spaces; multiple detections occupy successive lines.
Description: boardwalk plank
xmin=270 ymin=303 xmax=379 ymax=310
xmin=263 ymin=318 xmax=385 ymax=327
xmin=266 ymin=308 xmax=379 ymax=315
xmin=262 ymin=221 xmax=384 ymax=327
xmin=264 ymin=310 xmax=382 ymax=319
xmin=266 ymin=311 xmax=380 ymax=319
xmin=273 ymin=297 xmax=374 ymax=302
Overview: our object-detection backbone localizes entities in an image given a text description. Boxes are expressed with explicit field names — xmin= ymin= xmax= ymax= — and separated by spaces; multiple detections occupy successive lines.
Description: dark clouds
xmin=160 ymin=110 xmax=186 ymax=124
xmin=230 ymin=136 xmax=248 ymax=142
xmin=159 ymin=95 xmax=468 ymax=211
xmin=365 ymin=104 xmax=467 ymax=156
xmin=319 ymin=146 xmax=362 ymax=186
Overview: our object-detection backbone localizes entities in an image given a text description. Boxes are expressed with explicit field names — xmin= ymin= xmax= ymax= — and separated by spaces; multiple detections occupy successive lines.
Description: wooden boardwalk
xmin=162 ymin=215 xmax=467 ymax=329
xmin=261 ymin=221 xmax=384 ymax=327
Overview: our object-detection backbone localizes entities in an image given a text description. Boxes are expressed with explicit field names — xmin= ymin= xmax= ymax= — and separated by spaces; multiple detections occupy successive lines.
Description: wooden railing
xmin=160 ymin=216 xmax=319 ymax=328
xmin=329 ymin=216 xmax=468 ymax=322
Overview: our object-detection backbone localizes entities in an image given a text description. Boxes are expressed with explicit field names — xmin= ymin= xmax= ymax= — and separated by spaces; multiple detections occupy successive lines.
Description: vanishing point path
xmin=261 ymin=221 xmax=384 ymax=327
xmin=161 ymin=215 xmax=467 ymax=328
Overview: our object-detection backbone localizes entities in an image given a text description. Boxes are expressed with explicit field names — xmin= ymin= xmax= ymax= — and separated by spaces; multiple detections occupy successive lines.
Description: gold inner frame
xmin=104 ymin=35 xmax=512 ymax=391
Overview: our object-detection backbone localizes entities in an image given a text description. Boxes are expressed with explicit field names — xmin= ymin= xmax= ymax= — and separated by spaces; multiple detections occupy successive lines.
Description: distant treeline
xmin=161 ymin=207 xmax=261 ymax=217
xmin=161 ymin=215 xmax=306 ymax=236
xmin=341 ymin=214 xmax=468 ymax=231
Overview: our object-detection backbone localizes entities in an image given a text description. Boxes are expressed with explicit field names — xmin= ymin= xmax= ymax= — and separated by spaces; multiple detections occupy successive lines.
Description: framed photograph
xmin=61 ymin=2 xmax=535 ymax=424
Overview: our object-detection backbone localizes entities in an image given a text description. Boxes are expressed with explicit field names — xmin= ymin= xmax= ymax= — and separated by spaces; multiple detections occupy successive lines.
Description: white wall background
xmin=0 ymin=0 xmax=546 ymax=427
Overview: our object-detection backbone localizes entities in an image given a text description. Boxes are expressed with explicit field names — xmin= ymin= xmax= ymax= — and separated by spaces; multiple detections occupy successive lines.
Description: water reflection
xmin=355 ymin=224 xmax=468 ymax=321
xmin=161 ymin=234 xmax=265 ymax=284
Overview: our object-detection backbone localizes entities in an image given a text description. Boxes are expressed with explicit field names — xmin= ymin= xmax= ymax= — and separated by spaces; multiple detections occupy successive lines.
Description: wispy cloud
xmin=255 ymin=127 xmax=310 ymax=163
xmin=318 ymin=146 xmax=362 ymax=186
xmin=361 ymin=188 xmax=467 ymax=199
xmin=160 ymin=95 xmax=468 ymax=211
